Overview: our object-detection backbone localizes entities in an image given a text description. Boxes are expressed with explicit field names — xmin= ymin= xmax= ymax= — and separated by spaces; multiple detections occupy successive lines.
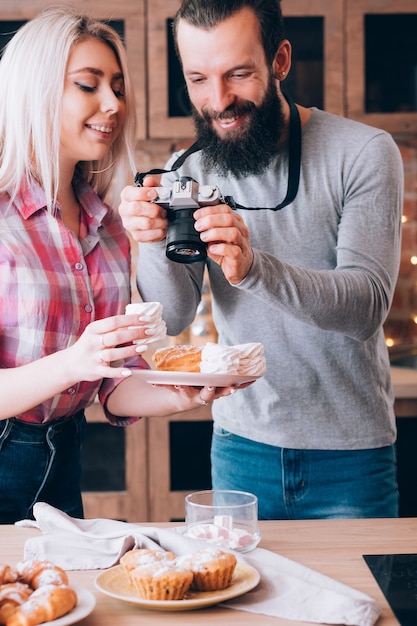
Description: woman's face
xmin=60 ymin=37 xmax=126 ymax=168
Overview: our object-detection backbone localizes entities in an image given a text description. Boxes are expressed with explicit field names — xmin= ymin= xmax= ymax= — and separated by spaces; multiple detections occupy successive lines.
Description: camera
xmin=152 ymin=177 xmax=222 ymax=264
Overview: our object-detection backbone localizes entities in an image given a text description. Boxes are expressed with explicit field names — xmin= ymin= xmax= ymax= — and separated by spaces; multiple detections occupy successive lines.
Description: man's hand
xmin=119 ymin=176 xmax=168 ymax=243
xmin=194 ymin=204 xmax=254 ymax=283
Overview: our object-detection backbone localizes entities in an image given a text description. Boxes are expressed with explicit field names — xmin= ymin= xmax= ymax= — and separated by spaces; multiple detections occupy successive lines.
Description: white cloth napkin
xmin=16 ymin=503 xmax=381 ymax=626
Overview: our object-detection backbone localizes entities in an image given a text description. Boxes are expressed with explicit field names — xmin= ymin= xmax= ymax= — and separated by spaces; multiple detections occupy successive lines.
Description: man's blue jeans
xmin=211 ymin=424 xmax=399 ymax=519
xmin=0 ymin=412 xmax=86 ymax=523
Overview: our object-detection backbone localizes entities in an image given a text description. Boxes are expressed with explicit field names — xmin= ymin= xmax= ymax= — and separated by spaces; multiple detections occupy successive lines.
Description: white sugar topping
xmin=200 ymin=342 xmax=266 ymax=375
xmin=125 ymin=302 xmax=163 ymax=320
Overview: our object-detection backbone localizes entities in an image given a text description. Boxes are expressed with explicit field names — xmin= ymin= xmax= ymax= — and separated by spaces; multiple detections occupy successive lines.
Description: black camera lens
xmin=165 ymin=208 xmax=207 ymax=264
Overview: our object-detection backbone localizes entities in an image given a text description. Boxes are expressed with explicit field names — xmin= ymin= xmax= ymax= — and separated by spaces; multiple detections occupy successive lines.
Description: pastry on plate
xmin=152 ymin=341 xmax=266 ymax=376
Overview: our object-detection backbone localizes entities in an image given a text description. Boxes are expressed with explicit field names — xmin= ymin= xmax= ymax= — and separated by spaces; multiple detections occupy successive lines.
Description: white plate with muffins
xmin=95 ymin=555 xmax=260 ymax=611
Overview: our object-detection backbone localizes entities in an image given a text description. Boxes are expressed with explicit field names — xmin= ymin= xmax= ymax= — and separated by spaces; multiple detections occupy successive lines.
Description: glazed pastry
xmin=0 ymin=583 xmax=32 ymax=624
xmin=152 ymin=344 xmax=202 ymax=372
xmin=6 ymin=584 xmax=77 ymax=626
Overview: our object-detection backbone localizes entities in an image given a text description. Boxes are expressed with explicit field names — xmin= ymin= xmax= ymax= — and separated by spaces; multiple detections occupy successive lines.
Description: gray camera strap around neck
xmin=134 ymin=94 xmax=301 ymax=212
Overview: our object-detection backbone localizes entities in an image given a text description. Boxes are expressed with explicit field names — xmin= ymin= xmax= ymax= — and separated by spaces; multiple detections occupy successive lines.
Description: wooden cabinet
xmin=280 ymin=0 xmax=344 ymax=116
xmin=147 ymin=0 xmax=194 ymax=139
xmin=82 ymin=404 xmax=149 ymax=522
xmin=146 ymin=404 xmax=212 ymax=522
xmin=83 ymin=402 xmax=212 ymax=523
xmin=346 ymin=0 xmax=417 ymax=133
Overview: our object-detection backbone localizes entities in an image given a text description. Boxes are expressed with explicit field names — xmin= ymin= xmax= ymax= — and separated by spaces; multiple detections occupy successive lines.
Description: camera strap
xmin=134 ymin=94 xmax=301 ymax=211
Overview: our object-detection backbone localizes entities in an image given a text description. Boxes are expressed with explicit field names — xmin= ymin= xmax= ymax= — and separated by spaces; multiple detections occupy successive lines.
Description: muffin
xmin=176 ymin=548 xmax=237 ymax=591
xmin=120 ymin=548 xmax=175 ymax=576
xmin=127 ymin=561 xmax=193 ymax=600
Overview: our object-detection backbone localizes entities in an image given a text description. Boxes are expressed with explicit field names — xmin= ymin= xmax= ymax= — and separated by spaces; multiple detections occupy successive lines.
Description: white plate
xmin=94 ymin=561 xmax=260 ymax=612
xmin=131 ymin=369 xmax=261 ymax=387
xmin=46 ymin=586 xmax=96 ymax=626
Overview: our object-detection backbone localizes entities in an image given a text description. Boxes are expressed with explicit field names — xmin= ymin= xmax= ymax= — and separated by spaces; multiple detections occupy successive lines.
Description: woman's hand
xmin=64 ymin=313 xmax=155 ymax=383
xmin=169 ymin=383 xmax=237 ymax=411
xmin=107 ymin=377 xmax=254 ymax=419
xmin=0 ymin=312 xmax=160 ymax=421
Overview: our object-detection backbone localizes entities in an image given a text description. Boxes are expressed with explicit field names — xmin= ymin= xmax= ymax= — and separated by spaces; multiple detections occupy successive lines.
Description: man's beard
xmin=192 ymin=77 xmax=286 ymax=178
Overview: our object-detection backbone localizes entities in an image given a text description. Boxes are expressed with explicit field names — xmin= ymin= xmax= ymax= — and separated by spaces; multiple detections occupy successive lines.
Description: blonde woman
xmin=0 ymin=8 xmax=233 ymax=523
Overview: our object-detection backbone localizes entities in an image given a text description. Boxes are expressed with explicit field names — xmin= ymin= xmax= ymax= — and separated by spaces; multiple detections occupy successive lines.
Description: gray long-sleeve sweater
xmin=135 ymin=108 xmax=404 ymax=450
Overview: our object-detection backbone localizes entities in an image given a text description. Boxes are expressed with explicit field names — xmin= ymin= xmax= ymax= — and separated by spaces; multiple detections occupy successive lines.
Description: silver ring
xmin=199 ymin=395 xmax=208 ymax=406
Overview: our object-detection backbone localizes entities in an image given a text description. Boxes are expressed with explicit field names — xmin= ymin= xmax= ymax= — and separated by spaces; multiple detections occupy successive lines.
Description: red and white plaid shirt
xmin=0 ymin=174 xmax=145 ymax=425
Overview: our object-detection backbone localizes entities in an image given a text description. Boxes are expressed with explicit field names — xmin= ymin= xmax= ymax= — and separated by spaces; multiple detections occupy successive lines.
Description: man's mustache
xmin=202 ymin=101 xmax=256 ymax=122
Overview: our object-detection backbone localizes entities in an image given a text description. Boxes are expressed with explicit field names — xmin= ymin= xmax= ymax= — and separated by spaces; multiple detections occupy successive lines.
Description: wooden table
xmin=2 ymin=517 xmax=415 ymax=625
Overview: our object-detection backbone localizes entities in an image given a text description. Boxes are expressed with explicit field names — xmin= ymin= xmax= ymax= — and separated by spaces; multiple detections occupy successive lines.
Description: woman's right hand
xmin=64 ymin=313 xmax=153 ymax=383
xmin=0 ymin=313 xmax=154 ymax=421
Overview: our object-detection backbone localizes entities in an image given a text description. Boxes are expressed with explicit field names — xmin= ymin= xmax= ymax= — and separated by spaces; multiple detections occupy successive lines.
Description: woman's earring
xmin=278 ymin=71 xmax=286 ymax=79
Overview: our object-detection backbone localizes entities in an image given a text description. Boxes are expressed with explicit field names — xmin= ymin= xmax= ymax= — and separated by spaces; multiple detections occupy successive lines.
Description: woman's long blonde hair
xmin=0 ymin=7 xmax=137 ymax=211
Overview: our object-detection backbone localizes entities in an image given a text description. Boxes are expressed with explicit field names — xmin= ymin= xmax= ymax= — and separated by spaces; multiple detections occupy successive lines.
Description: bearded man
xmin=119 ymin=0 xmax=404 ymax=520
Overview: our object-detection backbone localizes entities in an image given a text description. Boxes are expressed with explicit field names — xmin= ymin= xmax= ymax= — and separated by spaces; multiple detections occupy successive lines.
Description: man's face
xmin=177 ymin=7 xmax=285 ymax=177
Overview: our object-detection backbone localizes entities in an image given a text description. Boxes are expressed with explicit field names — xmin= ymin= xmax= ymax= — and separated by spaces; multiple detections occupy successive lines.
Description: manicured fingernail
xmin=121 ymin=369 xmax=132 ymax=377
xmin=135 ymin=344 xmax=149 ymax=353
xmin=207 ymin=386 xmax=214 ymax=391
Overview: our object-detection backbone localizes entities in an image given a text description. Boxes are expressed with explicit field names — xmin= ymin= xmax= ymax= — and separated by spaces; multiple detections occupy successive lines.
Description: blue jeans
xmin=0 ymin=412 xmax=86 ymax=523
xmin=211 ymin=425 xmax=399 ymax=519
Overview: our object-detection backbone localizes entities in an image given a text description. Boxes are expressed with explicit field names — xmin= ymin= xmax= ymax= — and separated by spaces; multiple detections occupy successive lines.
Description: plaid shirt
xmin=0 ymin=175 xmax=145 ymax=425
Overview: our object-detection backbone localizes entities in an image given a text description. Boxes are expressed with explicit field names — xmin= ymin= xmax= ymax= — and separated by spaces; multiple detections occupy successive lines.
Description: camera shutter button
xmin=199 ymin=185 xmax=216 ymax=199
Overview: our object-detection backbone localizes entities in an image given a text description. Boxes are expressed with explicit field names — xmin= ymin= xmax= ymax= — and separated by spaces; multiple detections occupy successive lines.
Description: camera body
xmin=153 ymin=177 xmax=222 ymax=263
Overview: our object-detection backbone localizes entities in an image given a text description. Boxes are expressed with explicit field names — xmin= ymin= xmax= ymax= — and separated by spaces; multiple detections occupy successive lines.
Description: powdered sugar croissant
xmin=6 ymin=584 xmax=77 ymax=626
xmin=0 ymin=560 xmax=77 ymax=626
xmin=0 ymin=567 xmax=18 ymax=586
xmin=0 ymin=583 xmax=32 ymax=624
xmin=15 ymin=561 xmax=68 ymax=590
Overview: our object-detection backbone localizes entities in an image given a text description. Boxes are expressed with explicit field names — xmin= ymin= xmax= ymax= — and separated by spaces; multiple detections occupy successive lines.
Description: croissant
xmin=0 ymin=583 xmax=32 ymax=625
xmin=6 ymin=584 xmax=77 ymax=626
xmin=15 ymin=562 xmax=68 ymax=589
xmin=0 ymin=567 xmax=18 ymax=586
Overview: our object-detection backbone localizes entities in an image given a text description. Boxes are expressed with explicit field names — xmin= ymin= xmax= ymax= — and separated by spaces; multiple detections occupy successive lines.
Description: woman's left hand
xmin=106 ymin=377 xmax=254 ymax=418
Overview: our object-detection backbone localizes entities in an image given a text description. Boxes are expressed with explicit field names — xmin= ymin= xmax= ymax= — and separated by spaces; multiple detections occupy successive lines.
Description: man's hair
xmin=0 ymin=7 xmax=137 ymax=211
xmin=173 ymin=0 xmax=286 ymax=67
